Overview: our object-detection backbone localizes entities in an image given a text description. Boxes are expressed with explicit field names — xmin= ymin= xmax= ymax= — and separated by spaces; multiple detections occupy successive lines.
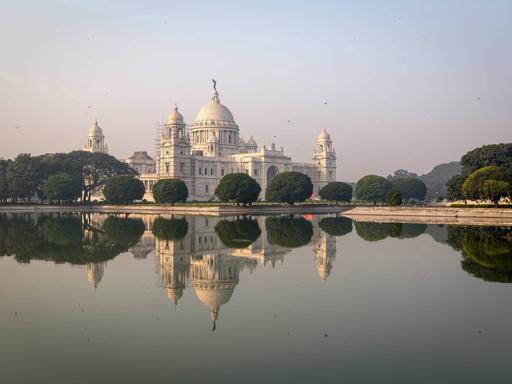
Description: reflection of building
xmin=313 ymin=228 xmax=336 ymax=282
xmin=154 ymin=215 xmax=337 ymax=328
xmin=85 ymin=262 xmax=106 ymax=288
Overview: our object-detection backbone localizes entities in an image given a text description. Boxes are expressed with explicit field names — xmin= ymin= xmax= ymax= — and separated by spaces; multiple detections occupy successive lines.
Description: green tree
xmin=461 ymin=143 xmax=512 ymax=174
xmin=354 ymin=175 xmax=392 ymax=204
xmin=265 ymin=171 xmax=313 ymax=205
xmin=481 ymin=180 xmax=510 ymax=207
xmin=318 ymin=182 xmax=352 ymax=202
xmin=6 ymin=153 xmax=39 ymax=202
xmin=103 ymin=175 xmax=145 ymax=204
xmin=215 ymin=218 xmax=261 ymax=248
xmin=318 ymin=216 xmax=352 ymax=236
xmin=446 ymin=173 xmax=466 ymax=202
xmin=0 ymin=159 xmax=10 ymax=203
xmin=215 ymin=173 xmax=261 ymax=205
xmin=386 ymin=189 xmax=402 ymax=206
xmin=42 ymin=173 xmax=82 ymax=204
xmin=462 ymin=166 xmax=512 ymax=202
xmin=152 ymin=217 xmax=189 ymax=240
xmin=265 ymin=216 xmax=313 ymax=247
xmin=152 ymin=179 xmax=188 ymax=205
xmin=390 ymin=177 xmax=427 ymax=201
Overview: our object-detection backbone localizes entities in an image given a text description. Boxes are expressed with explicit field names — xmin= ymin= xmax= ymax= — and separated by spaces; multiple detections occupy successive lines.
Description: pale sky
xmin=1 ymin=0 xmax=511 ymax=181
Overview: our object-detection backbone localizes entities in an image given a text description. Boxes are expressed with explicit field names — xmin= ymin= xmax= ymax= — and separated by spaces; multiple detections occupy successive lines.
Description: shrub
xmin=265 ymin=172 xmax=313 ymax=205
xmin=215 ymin=173 xmax=261 ymax=205
xmin=103 ymin=175 xmax=145 ymax=204
xmin=152 ymin=179 xmax=188 ymax=205
xmin=390 ymin=177 xmax=427 ymax=201
xmin=319 ymin=182 xmax=352 ymax=202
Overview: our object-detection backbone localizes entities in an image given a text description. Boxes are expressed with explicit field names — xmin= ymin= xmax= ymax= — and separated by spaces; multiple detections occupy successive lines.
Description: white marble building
xmin=85 ymin=83 xmax=337 ymax=200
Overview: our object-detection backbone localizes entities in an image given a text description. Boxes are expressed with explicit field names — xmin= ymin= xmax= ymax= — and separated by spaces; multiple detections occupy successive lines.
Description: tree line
xmin=0 ymin=151 xmax=135 ymax=204
xmin=446 ymin=143 xmax=512 ymax=206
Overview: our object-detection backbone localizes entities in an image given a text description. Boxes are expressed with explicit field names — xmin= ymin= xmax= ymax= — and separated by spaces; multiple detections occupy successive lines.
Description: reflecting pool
xmin=1 ymin=213 xmax=512 ymax=383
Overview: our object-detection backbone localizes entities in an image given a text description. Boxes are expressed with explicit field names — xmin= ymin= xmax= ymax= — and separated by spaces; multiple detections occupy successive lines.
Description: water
xmin=0 ymin=213 xmax=511 ymax=383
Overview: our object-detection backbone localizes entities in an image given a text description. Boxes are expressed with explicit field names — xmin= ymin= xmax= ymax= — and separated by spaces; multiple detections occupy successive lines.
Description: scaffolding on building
xmin=154 ymin=121 xmax=164 ymax=177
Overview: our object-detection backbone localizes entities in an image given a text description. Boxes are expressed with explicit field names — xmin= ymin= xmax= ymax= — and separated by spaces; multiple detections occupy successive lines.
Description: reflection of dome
xmin=195 ymin=89 xmax=236 ymax=125
xmin=88 ymin=120 xmax=103 ymax=136
xmin=167 ymin=105 xmax=184 ymax=123
xmin=167 ymin=286 xmax=184 ymax=306
xmin=195 ymin=284 xmax=235 ymax=321
xmin=317 ymin=267 xmax=330 ymax=282
xmin=317 ymin=128 xmax=330 ymax=141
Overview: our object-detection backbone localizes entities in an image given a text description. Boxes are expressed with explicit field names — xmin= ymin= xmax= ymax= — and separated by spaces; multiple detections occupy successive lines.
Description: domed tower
xmin=313 ymin=128 xmax=336 ymax=192
xmin=246 ymin=136 xmax=258 ymax=153
xmin=190 ymin=81 xmax=240 ymax=156
xmin=84 ymin=119 xmax=108 ymax=153
xmin=159 ymin=105 xmax=192 ymax=184
xmin=190 ymin=253 xmax=239 ymax=330
xmin=157 ymin=236 xmax=191 ymax=307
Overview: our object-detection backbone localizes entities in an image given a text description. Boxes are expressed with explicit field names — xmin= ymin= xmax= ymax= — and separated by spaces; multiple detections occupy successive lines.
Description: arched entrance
xmin=267 ymin=166 xmax=279 ymax=185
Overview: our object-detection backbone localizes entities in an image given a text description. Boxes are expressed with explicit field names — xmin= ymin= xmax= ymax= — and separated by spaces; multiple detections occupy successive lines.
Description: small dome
xmin=88 ymin=120 xmax=103 ymax=136
xmin=317 ymin=128 xmax=330 ymax=141
xmin=247 ymin=136 xmax=257 ymax=147
xmin=167 ymin=105 xmax=184 ymax=124
xmin=195 ymin=89 xmax=236 ymax=125
xmin=167 ymin=287 xmax=183 ymax=305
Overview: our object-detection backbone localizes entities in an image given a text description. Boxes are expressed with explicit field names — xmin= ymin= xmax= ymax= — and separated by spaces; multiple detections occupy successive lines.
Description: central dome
xmin=194 ymin=89 xmax=236 ymax=124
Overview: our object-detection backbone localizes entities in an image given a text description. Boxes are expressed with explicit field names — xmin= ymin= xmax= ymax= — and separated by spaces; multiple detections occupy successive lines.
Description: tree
xmin=265 ymin=172 xmax=313 ymax=205
xmin=354 ymin=175 xmax=392 ymax=204
xmin=462 ymin=166 xmax=512 ymax=202
xmin=152 ymin=178 xmax=188 ymax=205
xmin=390 ymin=177 xmax=427 ymax=201
xmin=318 ymin=182 xmax=352 ymax=202
xmin=152 ymin=217 xmax=189 ymax=240
xmin=446 ymin=173 xmax=466 ymax=202
xmin=318 ymin=216 xmax=352 ymax=236
xmin=386 ymin=189 xmax=402 ymax=206
xmin=0 ymin=159 xmax=10 ymax=203
xmin=461 ymin=143 xmax=512 ymax=174
xmin=481 ymin=180 xmax=510 ymax=207
xmin=215 ymin=173 xmax=261 ymax=205
xmin=42 ymin=173 xmax=82 ymax=203
xmin=103 ymin=175 xmax=145 ymax=204
xmin=265 ymin=216 xmax=313 ymax=247
xmin=215 ymin=218 xmax=261 ymax=248
xmin=6 ymin=153 xmax=39 ymax=202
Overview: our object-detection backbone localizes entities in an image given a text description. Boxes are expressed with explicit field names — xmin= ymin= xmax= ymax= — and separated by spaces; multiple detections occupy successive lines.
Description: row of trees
xmin=446 ymin=143 xmax=512 ymax=206
xmin=0 ymin=151 xmax=135 ymax=204
xmin=353 ymin=175 xmax=427 ymax=205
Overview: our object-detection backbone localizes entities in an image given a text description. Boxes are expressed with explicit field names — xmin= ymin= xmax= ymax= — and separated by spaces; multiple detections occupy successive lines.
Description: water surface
xmin=1 ymin=213 xmax=511 ymax=383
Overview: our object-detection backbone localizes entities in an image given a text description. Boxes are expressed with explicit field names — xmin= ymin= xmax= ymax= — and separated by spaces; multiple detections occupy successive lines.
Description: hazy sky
xmin=1 ymin=0 xmax=511 ymax=181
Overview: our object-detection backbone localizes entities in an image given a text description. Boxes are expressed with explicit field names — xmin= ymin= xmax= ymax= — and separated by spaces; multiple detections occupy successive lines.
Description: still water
xmin=0 ymin=213 xmax=511 ymax=383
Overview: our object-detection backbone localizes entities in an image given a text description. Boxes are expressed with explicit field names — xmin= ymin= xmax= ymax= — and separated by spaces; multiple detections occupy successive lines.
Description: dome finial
xmin=211 ymin=79 xmax=220 ymax=103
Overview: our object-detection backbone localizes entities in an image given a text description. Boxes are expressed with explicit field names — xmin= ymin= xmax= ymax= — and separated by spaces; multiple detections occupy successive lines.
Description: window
xmin=204 ymin=167 xmax=207 ymax=175
xmin=221 ymin=168 xmax=225 ymax=176
xmin=165 ymin=163 xmax=169 ymax=174
xmin=205 ymin=184 xmax=209 ymax=193
xmin=210 ymin=168 xmax=213 ymax=175
xmin=254 ymin=169 xmax=258 ymax=177
xmin=199 ymin=168 xmax=202 ymax=175
xmin=245 ymin=169 xmax=248 ymax=174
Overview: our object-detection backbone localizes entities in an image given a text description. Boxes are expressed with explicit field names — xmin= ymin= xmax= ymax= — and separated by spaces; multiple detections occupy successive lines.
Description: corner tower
xmin=313 ymin=128 xmax=336 ymax=192
xmin=158 ymin=105 xmax=192 ymax=185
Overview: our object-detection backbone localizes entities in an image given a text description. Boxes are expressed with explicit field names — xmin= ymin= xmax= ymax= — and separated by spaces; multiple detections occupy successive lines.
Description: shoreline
xmin=342 ymin=207 xmax=512 ymax=226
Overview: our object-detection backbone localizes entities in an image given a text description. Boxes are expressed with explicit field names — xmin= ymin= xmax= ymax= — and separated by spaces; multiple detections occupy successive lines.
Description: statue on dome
xmin=212 ymin=78 xmax=217 ymax=90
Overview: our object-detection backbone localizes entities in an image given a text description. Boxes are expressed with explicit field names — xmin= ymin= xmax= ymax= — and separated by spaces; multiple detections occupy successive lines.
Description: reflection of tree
xmin=0 ymin=214 xmax=144 ymax=265
xmin=447 ymin=225 xmax=512 ymax=283
xmin=265 ymin=216 xmax=313 ymax=248
xmin=319 ymin=217 xmax=352 ymax=237
xmin=355 ymin=222 xmax=427 ymax=241
xmin=151 ymin=217 xmax=188 ymax=241
xmin=354 ymin=222 xmax=389 ymax=241
xmin=214 ymin=218 xmax=261 ymax=248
